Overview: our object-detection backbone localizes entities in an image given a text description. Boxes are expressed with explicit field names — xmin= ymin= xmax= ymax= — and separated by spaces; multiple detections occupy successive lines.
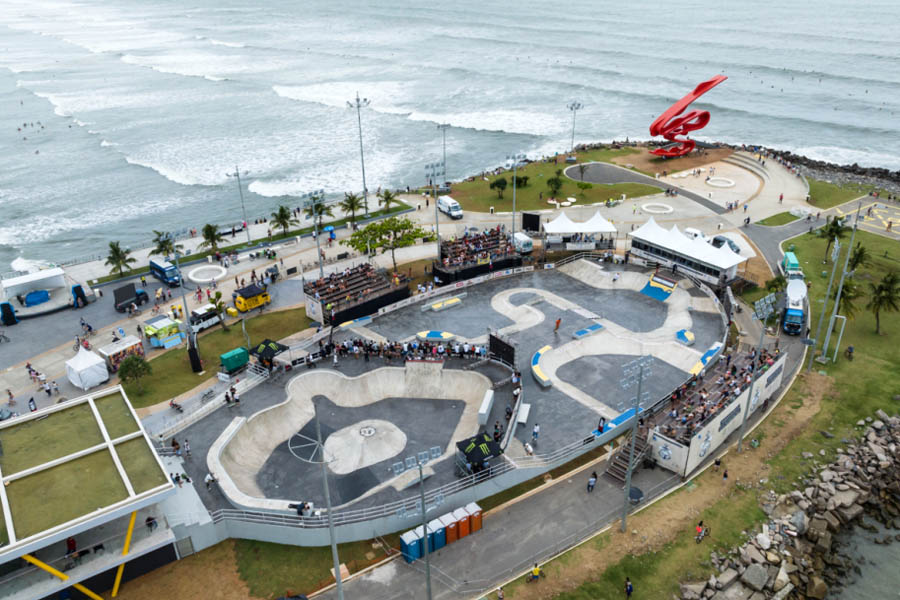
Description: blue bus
xmin=149 ymin=258 xmax=181 ymax=287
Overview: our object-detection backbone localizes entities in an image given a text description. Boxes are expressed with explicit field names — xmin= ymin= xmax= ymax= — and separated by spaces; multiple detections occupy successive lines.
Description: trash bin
xmin=490 ymin=206 xmax=494 ymax=214
xmin=439 ymin=513 xmax=458 ymax=544
xmin=400 ymin=530 xmax=422 ymax=563
xmin=207 ymin=255 xmax=213 ymax=263
xmin=464 ymin=502 xmax=483 ymax=533
xmin=428 ymin=518 xmax=446 ymax=551
xmin=453 ymin=507 xmax=470 ymax=538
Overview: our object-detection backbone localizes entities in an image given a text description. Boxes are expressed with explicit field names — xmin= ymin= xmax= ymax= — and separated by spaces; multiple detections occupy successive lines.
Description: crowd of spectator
xmin=304 ymin=264 xmax=407 ymax=313
xmin=316 ymin=337 xmax=488 ymax=364
xmin=439 ymin=226 xmax=516 ymax=271
xmin=651 ymin=346 xmax=782 ymax=445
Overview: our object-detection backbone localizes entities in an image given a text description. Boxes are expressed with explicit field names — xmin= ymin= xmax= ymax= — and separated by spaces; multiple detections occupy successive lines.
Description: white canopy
xmin=66 ymin=348 xmax=109 ymax=391
xmin=1 ymin=267 xmax=66 ymax=297
xmin=628 ymin=217 xmax=746 ymax=270
xmin=543 ymin=211 xmax=617 ymax=234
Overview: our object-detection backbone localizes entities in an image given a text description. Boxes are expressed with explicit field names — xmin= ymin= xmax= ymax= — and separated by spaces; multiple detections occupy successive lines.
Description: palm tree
xmin=211 ymin=290 xmax=229 ymax=332
xmin=339 ymin=192 xmax=365 ymax=225
xmin=765 ymin=274 xmax=786 ymax=293
xmin=819 ymin=218 xmax=848 ymax=261
xmin=105 ymin=241 xmax=136 ymax=277
xmin=270 ymin=205 xmax=299 ymax=237
xmin=867 ymin=272 xmax=900 ymax=335
xmin=832 ymin=278 xmax=862 ymax=322
xmin=198 ymin=223 xmax=225 ymax=252
xmin=848 ymin=242 xmax=869 ymax=274
xmin=303 ymin=196 xmax=334 ymax=230
xmin=377 ymin=189 xmax=400 ymax=213
xmin=150 ymin=230 xmax=183 ymax=258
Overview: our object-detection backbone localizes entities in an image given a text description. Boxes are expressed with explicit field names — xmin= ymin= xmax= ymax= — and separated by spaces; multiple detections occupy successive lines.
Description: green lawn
xmin=234 ymin=535 xmax=401 ymax=598
xmin=806 ymin=178 xmax=883 ymax=210
xmin=446 ymin=148 xmax=658 ymax=213
xmin=115 ymin=436 xmax=169 ymax=494
xmin=757 ymin=211 xmax=800 ymax=226
xmin=124 ymin=307 xmax=311 ymax=408
xmin=0 ymin=403 xmax=104 ymax=475
xmin=94 ymin=391 xmax=140 ymax=440
xmin=6 ymin=449 xmax=127 ymax=539
xmin=95 ymin=205 xmax=409 ymax=285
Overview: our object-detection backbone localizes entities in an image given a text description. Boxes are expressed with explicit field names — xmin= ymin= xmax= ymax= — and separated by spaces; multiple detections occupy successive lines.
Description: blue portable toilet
xmin=400 ymin=530 xmax=422 ymax=563
xmin=428 ymin=518 xmax=446 ymax=551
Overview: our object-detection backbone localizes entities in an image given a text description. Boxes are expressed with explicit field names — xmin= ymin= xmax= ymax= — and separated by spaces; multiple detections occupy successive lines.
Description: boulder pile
xmin=677 ymin=410 xmax=900 ymax=600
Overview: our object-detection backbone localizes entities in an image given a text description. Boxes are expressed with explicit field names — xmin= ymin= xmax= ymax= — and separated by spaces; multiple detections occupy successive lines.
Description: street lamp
xmin=288 ymin=401 xmax=344 ymax=600
xmin=737 ymin=293 xmax=776 ymax=452
xmin=567 ymin=101 xmax=583 ymax=154
xmin=425 ymin=161 xmax=445 ymax=260
xmin=347 ymin=92 xmax=371 ymax=216
xmin=437 ymin=123 xmax=450 ymax=176
xmin=302 ymin=190 xmax=327 ymax=279
xmin=807 ymin=237 xmax=841 ymax=372
xmin=226 ymin=166 xmax=252 ymax=245
xmin=822 ymin=203 xmax=862 ymax=361
xmin=619 ymin=355 xmax=652 ymax=532
xmin=393 ymin=447 xmax=443 ymax=600
xmin=506 ymin=154 xmax=526 ymax=237
xmin=163 ymin=233 xmax=202 ymax=372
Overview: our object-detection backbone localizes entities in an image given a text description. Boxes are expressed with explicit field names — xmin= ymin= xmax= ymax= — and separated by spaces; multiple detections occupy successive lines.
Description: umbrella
xmin=323 ymin=225 xmax=335 ymax=232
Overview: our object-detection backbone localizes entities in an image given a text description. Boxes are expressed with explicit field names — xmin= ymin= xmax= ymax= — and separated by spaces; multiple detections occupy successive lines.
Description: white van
xmin=437 ymin=196 xmax=463 ymax=219
xmin=513 ymin=232 xmax=533 ymax=253
xmin=684 ymin=227 xmax=706 ymax=241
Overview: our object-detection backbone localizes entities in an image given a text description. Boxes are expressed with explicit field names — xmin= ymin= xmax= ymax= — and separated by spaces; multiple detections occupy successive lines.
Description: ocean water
xmin=1 ymin=0 xmax=900 ymax=271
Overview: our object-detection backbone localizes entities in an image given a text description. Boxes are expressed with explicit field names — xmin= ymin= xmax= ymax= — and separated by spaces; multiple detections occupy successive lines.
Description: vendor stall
xmin=542 ymin=210 xmax=618 ymax=251
xmin=97 ymin=335 xmax=145 ymax=373
xmin=65 ymin=348 xmax=110 ymax=391
xmin=142 ymin=315 xmax=185 ymax=348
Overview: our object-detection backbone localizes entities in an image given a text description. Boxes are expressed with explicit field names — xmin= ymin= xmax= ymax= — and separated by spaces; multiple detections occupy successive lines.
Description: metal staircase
xmin=605 ymin=435 xmax=650 ymax=485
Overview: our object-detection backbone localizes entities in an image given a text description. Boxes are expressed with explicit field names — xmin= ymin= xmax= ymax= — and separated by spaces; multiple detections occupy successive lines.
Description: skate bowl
xmin=209 ymin=362 xmax=492 ymax=511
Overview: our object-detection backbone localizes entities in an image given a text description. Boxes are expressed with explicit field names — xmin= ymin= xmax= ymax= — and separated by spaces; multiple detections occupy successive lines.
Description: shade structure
xmin=629 ymin=217 xmax=745 ymax=270
xmin=65 ymin=348 xmax=109 ymax=391
xmin=456 ymin=432 xmax=503 ymax=464
xmin=543 ymin=210 xmax=617 ymax=234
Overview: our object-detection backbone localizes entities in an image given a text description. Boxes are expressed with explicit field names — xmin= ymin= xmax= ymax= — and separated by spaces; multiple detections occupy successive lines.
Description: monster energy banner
xmin=456 ymin=432 xmax=503 ymax=464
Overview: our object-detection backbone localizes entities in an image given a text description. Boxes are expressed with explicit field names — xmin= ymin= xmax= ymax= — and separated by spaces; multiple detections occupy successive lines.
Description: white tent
xmin=543 ymin=211 xmax=617 ymax=234
xmin=66 ymin=348 xmax=109 ymax=391
xmin=629 ymin=217 xmax=746 ymax=270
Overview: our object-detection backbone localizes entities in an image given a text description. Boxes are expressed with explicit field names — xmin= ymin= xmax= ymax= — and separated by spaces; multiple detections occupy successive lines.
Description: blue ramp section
xmin=594 ymin=406 xmax=645 ymax=435
xmin=640 ymin=274 xmax=677 ymax=302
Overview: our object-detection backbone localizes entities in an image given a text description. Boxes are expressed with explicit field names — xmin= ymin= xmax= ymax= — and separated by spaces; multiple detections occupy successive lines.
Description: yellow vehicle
xmin=232 ymin=284 xmax=271 ymax=313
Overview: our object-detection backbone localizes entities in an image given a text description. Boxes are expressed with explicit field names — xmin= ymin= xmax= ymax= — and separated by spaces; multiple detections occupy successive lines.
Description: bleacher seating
xmin=304 ymin=264 xmax=408 ymax=315
xmin=439 ymin=226 xmax=517 ymax=272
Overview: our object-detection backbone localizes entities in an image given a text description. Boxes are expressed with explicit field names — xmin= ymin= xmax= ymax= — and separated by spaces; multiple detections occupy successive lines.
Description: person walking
xmin=624 ymin=577 xmax=634 ymax=598
xmin=554 ymin=318 xmax=561 ymax=333
xmin=140 ymin=275 xmax=147 ymax=287
xmin=722 ymin=469 xmax=728 ymax=484
xmin=714 ymin=457 xmax=721 ymax=472
xmin=587 ymin=471 xmax=597 ymax=493
xmin=42 ymin=382 xmax=51 ymax=397
xmin=6 ymin=389 xmax=14 ymax=406
xmin=184 ymin=439 xmax=191 ymax=457
xmin=532 ymin=423 xmax=540 ymax=444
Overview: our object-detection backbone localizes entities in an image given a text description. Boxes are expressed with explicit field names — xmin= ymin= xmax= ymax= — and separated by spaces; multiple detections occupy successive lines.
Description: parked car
xmin=711 ymin=235 xmax=741 ymax=254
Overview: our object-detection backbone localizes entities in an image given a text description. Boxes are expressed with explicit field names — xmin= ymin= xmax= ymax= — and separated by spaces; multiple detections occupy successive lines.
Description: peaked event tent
xmin=66 ymin=348 xmax=110 ymax=390
xmin=628 ymin=217 xmax=746 ymax=270
xmin=543 ymin=210 xmax=617 ymax=234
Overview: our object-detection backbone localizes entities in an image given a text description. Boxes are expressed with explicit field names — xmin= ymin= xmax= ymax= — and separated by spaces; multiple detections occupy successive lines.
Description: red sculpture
xmin=649 ymin=75 xmax=728 ymax=157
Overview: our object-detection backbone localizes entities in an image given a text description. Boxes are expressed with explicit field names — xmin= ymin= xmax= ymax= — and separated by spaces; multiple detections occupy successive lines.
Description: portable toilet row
xmin=400 ymin=502 xmax=482 ymax=563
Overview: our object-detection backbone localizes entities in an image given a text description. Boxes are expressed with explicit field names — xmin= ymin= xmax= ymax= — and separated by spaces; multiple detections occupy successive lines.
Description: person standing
xmin=554 ymin=318 xmax=561 ymax=333
xmin=722 ymin=469 xmax=728 ymax=484
xmin=714 ymin=457 xmax=721 ymax=472
xmin=532 ymin=423 xmax=540 ymax=444
xmin=184 ymin=439 xmax=191 ymax=457
xmin=624 ymin=577 xmax=633 ymax=598
xmin=587 ymin=471 xmax=597 ymax=493
xmin=6 ymin=389 xmax=15 ymax=406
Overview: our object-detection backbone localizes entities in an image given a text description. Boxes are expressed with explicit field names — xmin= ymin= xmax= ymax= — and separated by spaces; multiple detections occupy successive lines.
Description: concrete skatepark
xmin=203 ymin=259 xmax=727 ymax=513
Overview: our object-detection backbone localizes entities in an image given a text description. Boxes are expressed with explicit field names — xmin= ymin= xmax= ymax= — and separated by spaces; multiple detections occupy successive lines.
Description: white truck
xmin=782 ymin=279 xmax=807 ymax=335
xmin=437 ymin=196 xmax=463 ymax=220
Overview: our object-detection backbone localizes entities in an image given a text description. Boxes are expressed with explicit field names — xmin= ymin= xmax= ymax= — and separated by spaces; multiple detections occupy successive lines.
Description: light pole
xmin=395 ymin=447 xmax=442 ymax=600
xmin=226 ymin=166 xmax=252 ymax=245
xmin=303 ymin=190 xmax=327 ymax=278
xmin=619 ymin=355 xmax=652 ymax=532
xmin=164 ymin=233 xmax=202 ymax=372
xmin=822 ymin=204 xmax=862 ymax=361
xmin=288 ymin=402 xmax=344 ymax=600
xmin=567 ymin=101 xmax=583 ymax=153
xmin=737 ymin=293 xmax=776 ymax=452
xmin=437 ymin=123 xmax=450 ymax=176
xmin=807 ymin=237 xmax=841 ymax=372
xmin=347 ymin=92 xmax=371 ymax=216
xmin=425 ymin=161 xmax=445 ymax=260
xmin=507 ymin=153 xmax=525 ymax=237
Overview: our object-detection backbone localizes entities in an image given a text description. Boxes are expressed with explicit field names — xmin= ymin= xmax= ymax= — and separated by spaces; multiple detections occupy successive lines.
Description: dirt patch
xmin=108 ymin=540 xmax=257 ymax=600
xmin=611 ymin=147 xmax=733 ymax=176
xmin=506 ymin=372 xmax=830 ymax=600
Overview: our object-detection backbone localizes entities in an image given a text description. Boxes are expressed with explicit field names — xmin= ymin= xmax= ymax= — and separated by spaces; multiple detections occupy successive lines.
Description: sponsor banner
xmin=544 ymin=263 xmax=555 ymax=269
xmin=648 ymin=431 xmax=689 ymax=475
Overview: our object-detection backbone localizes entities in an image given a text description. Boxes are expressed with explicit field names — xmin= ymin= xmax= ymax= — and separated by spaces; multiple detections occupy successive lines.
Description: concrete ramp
xmin=211 ymin=364 xmax=492 ymax=511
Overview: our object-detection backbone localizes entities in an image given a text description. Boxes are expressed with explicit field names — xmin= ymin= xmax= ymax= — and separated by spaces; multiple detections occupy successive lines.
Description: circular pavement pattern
xmin=324 ymin=419 xmax=407 ymax=475
xmin=188 ymin=264 xmax=228 ymax=284
xmin=641 ymin=202 xmax=674 ymax=214
xmin=705 ymin=177 xmax=736 ymax=188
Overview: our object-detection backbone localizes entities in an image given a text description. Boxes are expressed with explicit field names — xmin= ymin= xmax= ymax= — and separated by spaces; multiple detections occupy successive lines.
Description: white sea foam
xmin=209 ymin=39 xmax=245 ymax=48
xmin=124 ymin=156 xmax=213 ymax=187
xmin=10 ymin=256 xmax=51 ymax=273
xmin=407 ymin=109 xmax=564 ymax=137
xmin=100 ymin=140 xmax=117 ymax=147
xmin=272 ymin=82 xmax=413 ymax=115
xmin=790 ymin=145 xmax=900 ymax=171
